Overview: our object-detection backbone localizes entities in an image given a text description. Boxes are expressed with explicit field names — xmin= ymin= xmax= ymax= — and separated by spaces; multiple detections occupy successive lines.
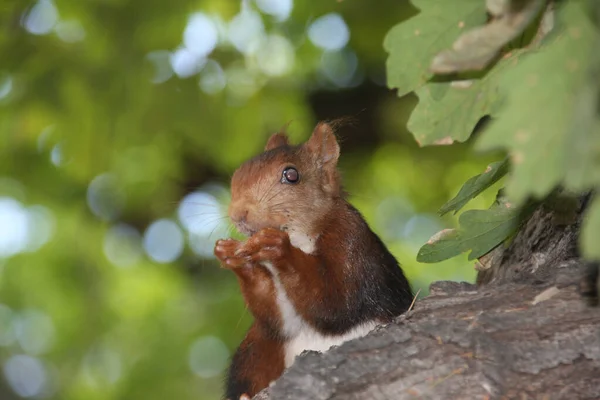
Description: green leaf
xmin=416 ymin=228 xmax=464 ymax=264
xmin=581 ymin=197 xmax=600 ymax=261
xmin=486 ymin=0 xmax=512 ymax=17
xmin=431 ymin=0 xmax=545 ymax=74
xmin=418 ymin=200 xmax=535 ymax=263
xmin=564 ymin=44 xmax=600 ymax=191
xmin=439 ymin=158 xmax=509 ymax=216
xmin=476 ymin=0 xmax=600 ymax=203
xmin=407 ymin=50 xmax=525 ymax=146
xmin=384 ymin=0 xmax=487 ymax=97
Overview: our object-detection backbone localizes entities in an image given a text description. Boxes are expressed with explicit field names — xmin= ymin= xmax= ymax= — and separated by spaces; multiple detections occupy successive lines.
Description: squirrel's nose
xmin=230 ymin=206 xmax=248 ymax=224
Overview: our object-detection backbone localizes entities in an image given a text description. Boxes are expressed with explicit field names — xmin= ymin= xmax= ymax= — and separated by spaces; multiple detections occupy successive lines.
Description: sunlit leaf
xmin=476 ymin=0 xmax=600 ymax=203
xmin=439 ymin=158 xmax=509 ymax=215
xmin=431 ymin=0 xmax=545 ymax=73
xmin=407 ymin=50 xmax=526 ymax=146
xmin=384 ymin=0 xmax=487 ymax=97
xmin=418 ymin=200 xmax=534 ymax=263
xmin=416 ymin=228 xmax=464 ymax=263
xmin=564 ymin=44 xmax=600 ymax=191
xmin=486 ymin=0 xmax=512 ymax=17
xmin=581 ymin=197 xmax=600 ymax=260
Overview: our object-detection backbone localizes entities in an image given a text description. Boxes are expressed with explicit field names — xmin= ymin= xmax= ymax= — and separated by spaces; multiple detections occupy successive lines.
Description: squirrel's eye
xmin=281 ymin=167 xmax=299 ymax=184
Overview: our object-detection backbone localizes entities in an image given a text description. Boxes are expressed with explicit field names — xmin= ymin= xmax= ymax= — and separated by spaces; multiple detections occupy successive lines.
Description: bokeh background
xmin=0 ymin=0 xmax=503 ymax=399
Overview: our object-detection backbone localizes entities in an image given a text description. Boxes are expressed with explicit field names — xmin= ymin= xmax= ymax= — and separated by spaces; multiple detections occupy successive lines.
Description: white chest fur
xmin=287 ymin=229 xmax=317 ymax=255
xmin=261 ymin=262 xmax=377 ymax=368
xmin=283 ymin=320 xmax=378 ymax=367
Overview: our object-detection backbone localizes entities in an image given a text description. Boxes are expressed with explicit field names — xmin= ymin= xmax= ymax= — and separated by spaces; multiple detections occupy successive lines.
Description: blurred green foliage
xmin=0 ymin=0 xmax=500 ymax=399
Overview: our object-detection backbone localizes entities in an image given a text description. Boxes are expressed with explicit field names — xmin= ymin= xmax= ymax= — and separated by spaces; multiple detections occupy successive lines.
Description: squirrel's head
xmin=228 ymin=122 xmax=342 ymax=252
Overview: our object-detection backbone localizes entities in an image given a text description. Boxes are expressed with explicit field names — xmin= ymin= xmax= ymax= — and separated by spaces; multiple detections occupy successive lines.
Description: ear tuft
xmin=265 ymin=133 xmax=290 ymax=151
xmin=306 ymin=122 xmax=340 ymax=165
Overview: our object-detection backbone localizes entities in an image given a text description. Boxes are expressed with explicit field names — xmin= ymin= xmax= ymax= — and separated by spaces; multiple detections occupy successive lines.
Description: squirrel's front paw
xmin=214 ymin=239 xmax=247 ymax=268
xmin=238 ymin=228 xmax=291 ymax=264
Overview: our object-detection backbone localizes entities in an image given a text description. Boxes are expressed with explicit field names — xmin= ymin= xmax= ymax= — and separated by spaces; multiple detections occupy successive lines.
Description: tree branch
xmin=254 ymin=194 xmax=600 ymax=399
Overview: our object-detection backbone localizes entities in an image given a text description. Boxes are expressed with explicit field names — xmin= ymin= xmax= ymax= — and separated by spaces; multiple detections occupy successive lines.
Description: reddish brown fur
xmin=214 ymin=239 xmax=282 ymax=336
xmin=236 ymin=226 xmax=354 ymax=326
xmin=215 ymin=122 xmax=413 ymax=399
xmin=228 ymin=122 xmax=342 ymax=239
xmin=215 ymin=123 xmax=346 ymax=398
xmin=228 ymin=323 xmax=284 ymax=397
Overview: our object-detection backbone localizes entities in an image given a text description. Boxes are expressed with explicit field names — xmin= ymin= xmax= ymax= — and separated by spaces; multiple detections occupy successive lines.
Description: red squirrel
xmin=214 ymin=122 xmax=413 ymax=400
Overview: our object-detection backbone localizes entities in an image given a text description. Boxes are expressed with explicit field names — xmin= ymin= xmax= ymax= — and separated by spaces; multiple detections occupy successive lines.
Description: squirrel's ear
xmin=306 ymin=122 xmax=340 ymax=166
xmin=265 ymin=133 xmax=289 ymax=151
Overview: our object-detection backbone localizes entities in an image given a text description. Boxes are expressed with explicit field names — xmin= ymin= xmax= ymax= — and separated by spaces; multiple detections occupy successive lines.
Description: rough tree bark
xmin=254 ymin=194 xmax=600 ymax=399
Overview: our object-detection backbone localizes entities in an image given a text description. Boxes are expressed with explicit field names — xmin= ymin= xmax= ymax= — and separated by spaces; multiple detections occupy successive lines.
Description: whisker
xmin=185 ymin=215 xmax=229 ymax=225
xmin=261 ymin=183 xmax=285 ymax=205
xmin=185 ymin=217 xmax=230 ymax=234
xmin=226 ymin=224 xmax=235 ymax=237
xmin=166 ymin=198 xmax=222 ymax=205
xmin=266 ymin=201 xmax=289 ymax=213
xmin=267 ymin=200 xmax=288 ymax=208
xmin=234 ymin=303 xmax=250 ymax=333
xmin=173 ymin=202 xmax=229 ymax=209
xmin=180 ymin=213 xmax=224 ymax=222
xmin=206 ymin=220 xmax=227 ymax=241
xmin=257 ymin=177 xmax=282 ymax=205
xmin=181 ymin=212 xmax=225 ymax=220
